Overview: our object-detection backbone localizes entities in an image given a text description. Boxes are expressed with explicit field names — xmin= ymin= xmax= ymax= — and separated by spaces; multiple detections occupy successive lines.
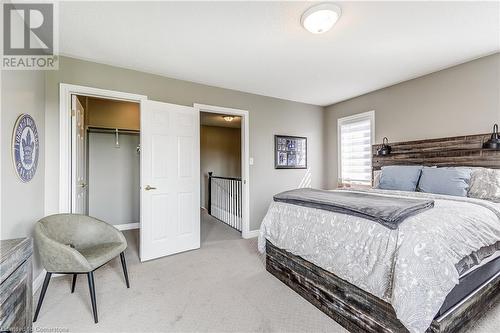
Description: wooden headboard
xmin=372 ymin=133 xmax=500 ymax=171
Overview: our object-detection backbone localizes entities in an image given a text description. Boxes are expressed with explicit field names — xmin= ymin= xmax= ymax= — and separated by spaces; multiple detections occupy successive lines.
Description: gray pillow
xmin=378 ymin=165 xmax=423 ymax=191
xmin=468 ymin=168 xmax=500 ymax=202
xmin=418 ymin=167 xmax=473 ymax=197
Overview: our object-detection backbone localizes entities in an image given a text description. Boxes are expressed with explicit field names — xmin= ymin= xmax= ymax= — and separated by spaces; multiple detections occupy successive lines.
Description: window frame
xmin=337 ymin=110 xmax=375 ymax=186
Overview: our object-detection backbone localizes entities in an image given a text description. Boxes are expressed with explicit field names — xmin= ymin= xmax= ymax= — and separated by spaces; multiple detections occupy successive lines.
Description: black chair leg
xmin=87 ymin=272 xmax=98 ymax=323
xmin=120 ymin=252 xmax=130 ymax=288
xmin=33 ymin=272 xmax=52 ymax=322
xmin=71 ymin=274 xmax=77 ymax=293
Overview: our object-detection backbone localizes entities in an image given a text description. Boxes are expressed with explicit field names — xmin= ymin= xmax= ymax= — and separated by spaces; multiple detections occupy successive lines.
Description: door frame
xmin=71 ymin=95 xmax=86 ymax=215
xmin=194 ymin=103 xmax=254 ymax=239
xmin=58 ymin=83 xmax=147 ymax=216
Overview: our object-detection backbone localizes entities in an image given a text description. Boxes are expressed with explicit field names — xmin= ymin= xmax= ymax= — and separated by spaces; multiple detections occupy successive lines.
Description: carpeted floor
xmin=33 ymin=211 xmax=500 ymax=333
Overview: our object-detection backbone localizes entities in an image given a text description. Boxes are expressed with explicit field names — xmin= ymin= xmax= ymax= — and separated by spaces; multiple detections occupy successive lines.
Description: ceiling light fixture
xmin=301 ymin=3 xmax=342 ymax=34
xmin=223 ymin=116 xmax=234 ymax=122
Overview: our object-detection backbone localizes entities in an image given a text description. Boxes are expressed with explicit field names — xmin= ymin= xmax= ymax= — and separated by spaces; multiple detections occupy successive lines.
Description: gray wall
xmin=45 ymin=56 xmax=325 ymax=231
xmin=200 ymin=125 xmax=241 ymax=208
xmin=3 ymin=53 xmax=496 ymax=282
xmin=88 ymin=132 xmax=140 ymax=225
xmin=324 ymin=53 xmax=500 ymax=189
xmin=1 ymin=70 xmax=46 ymax=276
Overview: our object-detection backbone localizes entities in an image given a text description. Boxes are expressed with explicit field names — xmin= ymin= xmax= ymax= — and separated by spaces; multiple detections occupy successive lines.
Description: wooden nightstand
xmin=0 ymin=238 xmax=33 ymax=332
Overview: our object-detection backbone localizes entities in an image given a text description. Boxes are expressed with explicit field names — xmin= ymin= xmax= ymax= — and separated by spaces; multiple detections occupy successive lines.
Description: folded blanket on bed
xmin=273 ymin=188 xmax=434 ymax=229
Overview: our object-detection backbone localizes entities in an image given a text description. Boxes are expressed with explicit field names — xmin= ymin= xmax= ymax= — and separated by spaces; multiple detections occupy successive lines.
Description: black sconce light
xmin=483 ymin=124 xmax=500 ymax=149
xmin=377 ymin=137 xmax=392 ymax=156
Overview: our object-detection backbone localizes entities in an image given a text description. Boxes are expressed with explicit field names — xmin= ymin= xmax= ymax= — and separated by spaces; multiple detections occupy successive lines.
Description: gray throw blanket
xmin=273 ymin=188 xmax=434 ymax=229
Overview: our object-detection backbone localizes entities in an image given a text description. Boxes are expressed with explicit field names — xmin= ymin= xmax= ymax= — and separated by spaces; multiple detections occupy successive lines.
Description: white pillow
xmin=373 ymin=170 xmax=381 ymax=188
xmin=468 ymin=168 xmax=500 ymax=202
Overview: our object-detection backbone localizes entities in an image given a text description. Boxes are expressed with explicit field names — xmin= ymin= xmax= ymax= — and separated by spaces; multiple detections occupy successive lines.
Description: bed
xmin=259 ymin=133 xmax=500 ymax=333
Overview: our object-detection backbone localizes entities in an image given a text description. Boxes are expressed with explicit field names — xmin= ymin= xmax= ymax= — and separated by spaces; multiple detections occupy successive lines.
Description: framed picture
xmin=274 ymin=135 xmax=307 ymax=169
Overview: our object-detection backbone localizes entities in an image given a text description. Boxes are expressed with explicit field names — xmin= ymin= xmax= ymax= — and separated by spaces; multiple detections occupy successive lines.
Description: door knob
xmin=145 ymin=185 xmax=157 ymax=191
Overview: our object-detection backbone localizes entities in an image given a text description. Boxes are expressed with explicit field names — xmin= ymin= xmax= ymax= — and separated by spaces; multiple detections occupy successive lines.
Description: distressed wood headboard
xmin=372 ymin=133 xmax=500 ymax=171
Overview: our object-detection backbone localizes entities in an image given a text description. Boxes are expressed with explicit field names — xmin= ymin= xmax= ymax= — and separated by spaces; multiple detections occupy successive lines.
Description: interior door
xmin=140 ymin=100 xmax=200 ymax=261
xmin=71 ymin=95 xmax=87 ymax=214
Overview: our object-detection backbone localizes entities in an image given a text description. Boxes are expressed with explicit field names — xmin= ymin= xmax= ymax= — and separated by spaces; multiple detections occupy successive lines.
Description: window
xmin=337 ymin=111 xmax=375 ymax=186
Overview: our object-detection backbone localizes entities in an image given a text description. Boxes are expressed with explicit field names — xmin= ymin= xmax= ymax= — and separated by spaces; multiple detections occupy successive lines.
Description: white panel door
xmin=71 ymin=95 xmax=87 ymax=214
xmin=140 ymin=100 xmax=200 ymax=261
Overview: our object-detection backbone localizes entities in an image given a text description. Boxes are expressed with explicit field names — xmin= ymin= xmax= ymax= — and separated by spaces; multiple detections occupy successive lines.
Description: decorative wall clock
xmin=12 ymin=114 xmax=39 ymax=182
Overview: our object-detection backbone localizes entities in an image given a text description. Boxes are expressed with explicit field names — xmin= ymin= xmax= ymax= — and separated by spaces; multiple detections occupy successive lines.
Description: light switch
xmin=249 ymin=157 xmax=254 ymax=165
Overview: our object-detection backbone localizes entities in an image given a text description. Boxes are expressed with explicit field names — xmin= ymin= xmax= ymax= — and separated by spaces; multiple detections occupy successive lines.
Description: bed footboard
xmin=265 ymin=241 xmax=500 ymax=333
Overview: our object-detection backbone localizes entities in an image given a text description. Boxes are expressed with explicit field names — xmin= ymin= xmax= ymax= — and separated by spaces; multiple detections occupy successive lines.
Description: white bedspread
xmin=258 ymin=189 xmax=500 ymax=333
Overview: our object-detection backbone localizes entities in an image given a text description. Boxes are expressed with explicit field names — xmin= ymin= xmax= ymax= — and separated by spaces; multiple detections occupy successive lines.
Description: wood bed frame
xmin=265 ymin=133 xmax=500 ymax=333
xmin=266 ymin=241 xmax=500 ymax=333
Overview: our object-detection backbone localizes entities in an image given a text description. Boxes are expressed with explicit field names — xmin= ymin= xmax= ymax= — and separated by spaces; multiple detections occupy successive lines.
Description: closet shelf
xmin=87 ymin=126 xmax=140 ymax=135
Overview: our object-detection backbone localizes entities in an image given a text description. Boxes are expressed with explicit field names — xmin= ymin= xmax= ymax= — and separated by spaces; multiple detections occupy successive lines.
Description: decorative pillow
xmin=378 ymin=165 xmax=423 ymax=191
xmin=373 ymin=170 xmax=381 ymax=188
xmin=468 ymin=168 xmax=500 ymax=202
xmin=418 ymin=167 xmax=473 ymax=197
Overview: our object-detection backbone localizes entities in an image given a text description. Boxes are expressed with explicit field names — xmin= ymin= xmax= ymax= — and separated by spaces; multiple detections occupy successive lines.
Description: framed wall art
xmin=12 ymin=114 xmax=40 ymax=182
xmin=274 ymin=135 xmax=307 ymax=169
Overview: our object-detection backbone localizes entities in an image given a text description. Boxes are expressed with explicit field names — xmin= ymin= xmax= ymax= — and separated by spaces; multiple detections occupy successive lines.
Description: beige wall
xmin=1 ymin=70 xmax=46 ymax=277
xmin=324 ymin=53 xmax=500 ymax=189
xmin=200 ymin=125 xmax=241 ymax=208
xmin=45 ymin=56 xmax=325 ymax=231
xmin=86 ymin=97 xmax=140 ymax=131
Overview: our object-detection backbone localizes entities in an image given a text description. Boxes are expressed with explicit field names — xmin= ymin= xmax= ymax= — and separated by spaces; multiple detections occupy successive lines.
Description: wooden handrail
xmin=208 ymin=173 xmax=242 ymax=181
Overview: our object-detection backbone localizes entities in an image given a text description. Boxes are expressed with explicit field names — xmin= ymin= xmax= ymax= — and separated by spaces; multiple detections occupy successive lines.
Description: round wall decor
xmin=12 ymin=114 xmax=39 ymax=182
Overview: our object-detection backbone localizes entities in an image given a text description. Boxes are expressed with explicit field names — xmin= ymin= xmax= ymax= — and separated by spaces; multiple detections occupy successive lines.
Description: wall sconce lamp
xmin=483 ymin=124 xmax=500 ymax=149
xmin=377 ymin=137 xmax=392 ymax=156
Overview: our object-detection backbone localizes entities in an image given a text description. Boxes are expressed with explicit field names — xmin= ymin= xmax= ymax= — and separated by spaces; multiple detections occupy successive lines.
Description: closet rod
xmin=87 ymin=126 xmax=140 ymax=135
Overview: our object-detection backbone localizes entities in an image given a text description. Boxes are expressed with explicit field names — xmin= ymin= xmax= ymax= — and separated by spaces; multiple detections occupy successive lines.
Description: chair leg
xmin=87 ymin=272 xmax=98 ymax=323
xmin=33 ymin=272 xmax=52 ymax=322
xmin=71 ymin=274 xmax=77 ymax=293
xmin=120 ymin=252 xmax=130 ymax=288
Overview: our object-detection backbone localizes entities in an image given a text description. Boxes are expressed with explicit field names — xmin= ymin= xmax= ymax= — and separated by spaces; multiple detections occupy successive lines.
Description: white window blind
xmin=338 ymin=111 xmax=374 ymax=186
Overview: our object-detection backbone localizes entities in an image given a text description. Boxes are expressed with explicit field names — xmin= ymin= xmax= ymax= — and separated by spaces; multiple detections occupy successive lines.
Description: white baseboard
xmin=33 ymin=269 xmax=64 ymax=295
xmin=33 ymin=269 xmax=46 ymax=294
xmin=243 ymin=229 xmax=260 ymax=239
xmin=114 ymin=222 xmax=140 ymax=231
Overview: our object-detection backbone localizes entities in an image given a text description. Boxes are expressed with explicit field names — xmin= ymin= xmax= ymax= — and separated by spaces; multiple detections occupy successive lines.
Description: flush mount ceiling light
xmin=301 ymin=3 xmax=342 ymax=34
xmin=223 ymin=116 xmax=235 ymax=122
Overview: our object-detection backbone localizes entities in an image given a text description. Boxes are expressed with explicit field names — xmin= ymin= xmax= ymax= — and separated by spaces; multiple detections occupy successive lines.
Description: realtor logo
xmin=2 ymin=2 xmax=58 ymax=69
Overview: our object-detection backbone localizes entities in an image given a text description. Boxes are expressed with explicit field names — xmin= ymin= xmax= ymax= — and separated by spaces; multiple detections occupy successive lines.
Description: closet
xmin=70 ymin=92 xmax=200 ymax=262
xmin=76 ymin=95 xmax=140 ymax=230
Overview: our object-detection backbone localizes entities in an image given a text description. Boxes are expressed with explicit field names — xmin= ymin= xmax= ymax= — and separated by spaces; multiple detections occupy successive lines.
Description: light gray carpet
xmin=33 ymin=211 xmax=500 ymax=332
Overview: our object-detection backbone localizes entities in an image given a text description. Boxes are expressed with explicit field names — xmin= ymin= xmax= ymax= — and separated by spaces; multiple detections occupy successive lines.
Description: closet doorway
xmin=61 ymin=84 xmax=202 ymax=262
xmin=71 ymin=95 xmax=141 ymax=233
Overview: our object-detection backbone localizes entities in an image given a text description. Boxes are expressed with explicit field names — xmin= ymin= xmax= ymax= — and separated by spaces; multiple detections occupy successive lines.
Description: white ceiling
xmin=59 ymin=1 xmax=500 ymax=106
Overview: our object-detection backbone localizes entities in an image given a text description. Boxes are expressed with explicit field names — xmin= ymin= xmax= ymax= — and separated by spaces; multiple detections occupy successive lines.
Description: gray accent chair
xmin=33 ymin=214 xmax=129 ymax=323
